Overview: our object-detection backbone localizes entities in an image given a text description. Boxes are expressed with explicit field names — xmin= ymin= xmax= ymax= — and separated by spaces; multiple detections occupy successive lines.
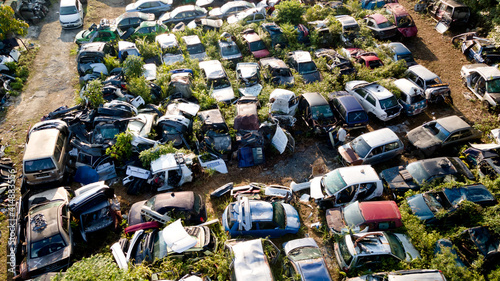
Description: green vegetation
xmin=80 ymin=79 xmax=105 ymax=108
xmin=0 ymin=6 xmax=29 ymax=40
xmin=138 ymin=142 xmax=190 ymax=167
xmin=106 ymin=131 xmax=134 ymax=163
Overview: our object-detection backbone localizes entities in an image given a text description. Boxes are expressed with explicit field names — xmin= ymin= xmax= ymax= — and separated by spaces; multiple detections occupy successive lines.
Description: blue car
xmin=283 ymin=238 xmax=332 ymax=281
xmin=361 ymin=0 xmax=390 ymax=9
xmin=328 ymin=91 xmax=368 ymax=130
xmin=222 ymin=196 xmax=300 ymax=238
xmin=384 ymin=42 xmax=417 ymax=67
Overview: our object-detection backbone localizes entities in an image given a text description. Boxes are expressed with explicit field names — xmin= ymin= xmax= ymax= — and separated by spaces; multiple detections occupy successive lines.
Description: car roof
xmin=337 ymin=95 xmax=364 ymax=112
xmin=359 ymin=128 xmax=400 ymax=147
xmin=231 ymin=239 xmax=274 ymax=281
xmin=359 ymin=201 xmax=401 ymax=223
xmin=154 ymin=191 xmax=195 ymax=210
xmin=301 ymin=92 xmax=328 ymax=107
xmin=28 ymin=187 xmax=70 ymax=209
xmin=290 ymin=51 xmax=312 ymax=63
xmin=387 ymin=269 xmax=446 ymax=281
xmin=337 ymin=165 xmax=380 ymax=185
xmin=138 ymin=20 xmax=158 ymax=28
xmin=439 ymin=0 xmax=468 ymax=8
xmin=385 ymin=3 xmax=409 ymax=15
xmin=182 ymin=35 xmax=202 ymax=45
xmin=362 ymin=83 xmax=394 ymax=100
xmin=270 ymin=89 xmax=295 ymax=101
xmin=79 ymin=42 xmax=107 ymax=53
xmin=29 ymin=200 xmax=64 ymax=242
xmin=388 ymin=42 xmax=411 ymax=55
xmin=415 ymin=157 xmax=458 ymax=176
xmin=156 ymin=33 xmax=178 ymax=47
xmin=369 ymin=13 xmax=389 ymax=24
xmin=463 ymin=64 xmax=500 ymax=80
xmin=394 ymin=78 xmax=423 ymax=96
xmin=199 ymin=60 xmax=226 ymax=78
xmin=117 ymin=11 xmax=152 ymax=21
xmin=242 ymin=30 xmax=261 ymax=42
xmin=346 ymin=231 xmax=393 ymax=256
xmin=248 ymin=200 xmax=273 ymax=221
xmin=408 ymin=64 xmax=439 ymax=80
xmin=436 ymin=115 xmax=471 ymax=132
xmin=260 ymin=57 xmax=287 ymax=68
xmin=172 ymin=4 xmax=199 ymax=14
xmin=283 ymin=238 xmax=318 ymax=255
xmin=24 ymin=128 xmax=60 ymax=160
xmin=335 ymin=15 xmax=358 ymax=26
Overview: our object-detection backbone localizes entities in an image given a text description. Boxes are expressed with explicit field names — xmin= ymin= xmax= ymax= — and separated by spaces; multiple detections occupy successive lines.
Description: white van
xmin=59 ymin=0 xmax=83 ymax=29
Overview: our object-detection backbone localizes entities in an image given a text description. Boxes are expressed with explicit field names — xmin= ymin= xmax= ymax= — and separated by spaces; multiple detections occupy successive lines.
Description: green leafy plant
xmin=106 ymin=131 xmax=133 ymax=163
xmin=123 ymin=54 xmax=145 ymax=79
xmin=0 ymin=6 xmax=29 ymax=40
xmin=128 ymin=76 xmax=152 ymax=104
xmin=103 ymin=54 xmax=120 ymax=73
xmin=80 ymin=79 xmax=105 ymax=108
xmin=275 ymin=0 xmax=305 ymax=26
xmin=139 ymin=142 xmax=190 ymax=167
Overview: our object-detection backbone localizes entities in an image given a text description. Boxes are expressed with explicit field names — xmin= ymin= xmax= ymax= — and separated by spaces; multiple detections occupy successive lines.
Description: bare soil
xmin=0 ymin=0 xmax=494 ymax=280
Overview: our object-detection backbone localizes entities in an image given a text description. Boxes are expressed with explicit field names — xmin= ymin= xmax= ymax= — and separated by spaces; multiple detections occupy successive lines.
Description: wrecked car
xmin=427 ymin=0 xmax=470 ymax=32
xmin=380 ymin=42 xmax=417 ymax=67
xmin=452 ymin=32 xmax=500 ymax=65
xmin=182 ymin=35 xmax=207 ymax=61
xmin=149 ymin=153 xmax=194 ymax=192
xmin=335 ymin=15 xmax=360 ymax=46
xmin=69 ymin=181 xmax=121 ymax=241
xmin=406 ymin=64 xmax=452 ymax=103
xmin=407 ymin=184 xmax=496 ymax=224
xmin=234 ymin=96 xmax=260 ymax=131
xmin=287 ymin=50 xmax=321 ymax=84
xmin=227 ymin=7 xmax=266 ymax=24
xmin=197 ymin=109 xmax=232 ymax=159
xmin=461 ymin=64 xmax=500 ymax=109
xmin=125 ymin=0 xmax=172 ymax=17
xmin=341 ymin=48 xmax=383 ymax=69
xmin=259 ymin=57 xmax=294 ymax=87
xmin=451 ymin=226 xmax=500 ymax=271
xmin=326 ymin=200 xmax=402 ymax=235
xmin=346 ymin=269 xmax=445 ymax=281
xmin=338 ymin=128 xmax=404 ymax=165
xmin=118 ymin=41 xmax=141 ymax=62
xmin=128 ymin=191 xmax=206 ymax=227
xmin=364 ymin=13 xmax=398 ymax=40
xmin=291 ymin=165 xmax=384 ymax=208
xmin=222 ymin=196 xmax=300 ymax=238
xmin=334 ymin=231 xmax=420 ymax=272
xmin=393 ymin=78 xmax=427 ymax=116
xmin=314 ymin=49 xmax=356 ymax=77
xmin=299 ymin=92 xmax=336 ymax=134
xmin=328 ymin=92 xmax=368 ymax=130
xmin=19 ymin=187 xmax=73 ymax=279
xmin=23 ymin=119 xmax=70 ymax=187
xmin=208 ymin=1 xmax=255 ymax=20
xmin=168 ymin=69 xmax=193 ymax=98
xmin=384 ymin=3 xmax=417 ymax=37
xmin=199 ymin=60 xmax=235 ymax=103
xmin=76 ymin=42 xmax=113 ymax=77
xmin=282 ymin=238 xmax=332 ymax=281
xmin=74 ymin=20 xmax=119 ymax=45
xmin=406 ymin=115 xmax=481 ymax=157
xmin=379 ymin=156 xmax=475 ymax=195
xmin=113 ymin=11 xmax=155 ymax=33
xmin=156 ymin=34 xmax=185 ymax=66
xmin=236 ymin=62 xmax=262 ymax=97
xmin=241 ymin=29 xmax=270 ymax=59
xmin=225 ymin=239 xmax=279 ymax=281
xmin=156 ymin=114 xmax=191 ymax=147
xmin=269 ymin=89 xmax=298 ymax=127
xmin=159 ymin=5 xmax=207 ymax=25
xmin=218 ymin=32 xmax=242 ymax=65
xmin=261 ymin=22 xmax=288 ymax=48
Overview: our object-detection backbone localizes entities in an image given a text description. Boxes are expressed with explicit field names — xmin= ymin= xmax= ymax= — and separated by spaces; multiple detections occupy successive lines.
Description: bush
xmin=81 ymin=79 xmax=105 ymax=108
xmin=139 ymin=142 xmax=190 ymax=167
xmin=135 ymin=37 xmax=161 ymax=60
xmin=128 ymin=76 xmax=152 ymax=104
xmin=123 ymin=55 xmax=144 ymax=79
xmin=275 ymin=0 xmax=305 ymax=25
xmin=106 ymin=131 xmax=133 ymax=163
xmin=104 ymin=54 xmax=120 ymax=73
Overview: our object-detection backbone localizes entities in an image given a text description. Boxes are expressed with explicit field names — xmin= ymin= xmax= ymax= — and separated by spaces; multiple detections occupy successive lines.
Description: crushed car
xmin=156 ymin=34 xmax=185 ymax=66
xmin=452 ymin=32 xmax=500 ymax=65
xmin=218 ymin=32 xmax=242 ymax=65
xmin=236 ymin=62 xmax=262 ymax=97
xmin=406 ymin=64 xmax=452 ymax=103
xmin=461 ymin=64 xmax=500 ymax=109
xmin=199 ymin=60 xmax=235 ymax=103
xmin=259 ymin=57 xmax=294 ymax=87
xmin=314 ymin=48 xmax=356 ymax=77
xmin=299 ymin=92 xmax=336 ymax=134
xmin=427 ymin=0 xmax=470 ymax=33
xmin=287 ymin=50 xmax=321 ymax=83
xmin=269 ymin=89 xmax=298 ymax=127
xmin=393 ymin=78 xmax=427 ymax=116
xmin=261 ymin=22 xmax=288 ymax=48
xmin=197 ymin=109 xmax=233 ymax=160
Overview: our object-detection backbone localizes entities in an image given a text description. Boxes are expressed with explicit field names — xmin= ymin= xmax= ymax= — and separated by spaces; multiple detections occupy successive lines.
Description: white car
xmin=227 ymin=7 xmax=266 ymax=24
xmin=345 ymin=80 xmax=402 ymax=122
xmin=199 ymin=60 xmax=235 ymax=103
xmin=461 ymin=63 xmax=500 ymax=109
xmin=59 ymin=0 xmax=84 ymax=29
xmin=406 ymin=64 xmax=452 ymax=103
xmin=155 ymin=34 xmax=184 ymax=65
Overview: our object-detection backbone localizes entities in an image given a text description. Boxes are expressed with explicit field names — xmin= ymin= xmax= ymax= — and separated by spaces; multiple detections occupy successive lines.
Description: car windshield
xmin=288 ymin=246 xmax=322 ymax=262
xmin=60 ymin=6 xmax=78 ymax=15
xmin=187 ymin=43 xmax=205 ymax=54
xmin=249 ymin=40 xmax=266 ymax=52
xmin=377 ymin=21 xmax=393 ymax=28
xmin=426 ymin=122 xmax=451 ymax=141
xmin=208 ymin=77 xmax=231 ymax=90
xmin=31 ymin=234 xmax=66 ymax=259
xmin=396 ymin=15 xmax=414 ymax=28
xmin=221 ymin=44 xmax=240 ymax=56
xmin=298 ymin=61 xmax=317 ymax=74
xmin=338 ymin=238 xmax=353 ymax=266
xmin=426 ymin=77 xmax=442 ymax=86
xmin=487 ymin=78 xmax=500 ymax=94
xmin=368 ymin=59 xmax=383 ymax=68
xmin=311 ymin=105 xmax=334 ymax=119
xmin=406 ymin=161 xmax=431 ymax=185
xmin=351 ymin=136 xmax=372 ymax=158
xmin=410 ymin=93 xmax=425 ymax=103
xmin=347 ymin=111 xmax=368 ymax=123
xmin=385 ymin=233 xmax=405 ymax=260
xmin=322 ymin=170 xmax=347 ymax=196
xmin=423 ymin=192 xmax=444 ymax=213
xmin=24 ymin=158 xmax=56 ymax=173
xmin=272 ymin=202 xmax=286 ymax=229
xmin=271 ymin=67 xmax=292 ymax=77
xmin=343 ymin=201 xmax=365 ymax=227
xmin=397 ymin=54 xmax=415 ymax=64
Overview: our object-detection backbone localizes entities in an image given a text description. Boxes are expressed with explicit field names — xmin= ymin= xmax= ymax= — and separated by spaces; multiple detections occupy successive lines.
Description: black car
xmin=159 ymin=5 xmax=207 ymax=25
xmin=76 ymin=42 xmax=113 ymax=76
xmin=261 ymin=22 xmax=288 ymax=48
xmin=287 ymin=50 xmax=321 ymax=84
xmin=128 ymin=191 xmax=207 ymax=226
xmin=407 ymin=184 xmax=496 ymax=224
xmin=299 ymin=92 xmax=336 ymax=134
xmin=197 ymin=109 xmax=233 ymax=160
xmin=114 ymin=12 xmax=155 ymax=32
xmin=259 ymin=57 xmax=294 ymax=87
xmin=448 ymin=227 xmax=500 ymax=271
xmin=380 ymin=157 xmax=475 ymax=195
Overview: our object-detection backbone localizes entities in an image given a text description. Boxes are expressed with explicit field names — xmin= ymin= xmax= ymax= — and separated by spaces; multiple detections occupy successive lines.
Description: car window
xmin=255 ymin=13 xmax=264 ymax=20
xmin=272 ymin=202 xmax=286 ymax=229
xmin=384 ymin=141 xmax=400 ymax=151
xmin=25 ymin=158 xmax=56 ymax=173
xmin=400 ymin=92 xmax=408 ymax=103
xmin=369 ymin=146 xmax=383 ymax=156
xmin=31 ymin=234 xmax=66 ymax=259
xmin=348 ymin=111 xmax=367 ymax=123
xmin=139 ymin=2 xmax=150 ymax=8
xmin=365 ymin=93 xmax=376 ymax=106
xmin=355 ymin=88 xmax=369 ymax=98
xmin=61 ymin=204 xmax=69 ymax=234
xmin=150 ymin=2 xmax=160 ymax=7
xmin=337 ymin=184 xmax=357 ymax=204
xmin=447 ymin=132 xmax=462 ymax=142
xmin=461 ymin=129 xmax=473 ymax=138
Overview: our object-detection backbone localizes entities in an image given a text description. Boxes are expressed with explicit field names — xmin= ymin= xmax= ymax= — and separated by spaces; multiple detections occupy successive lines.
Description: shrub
xmin=81 ymin=79 xmax=105 ymax=108
xmin=123 ymin=54 xmax=144 ymax=79
xmin=104 ymin=54 xmax=120 ymax=73
xmin=106 ymin=131 xmax=133 ymax=163
xmin=139 ymin=142 xmax=190 ymax=167
xmin=304 ymin=4 xmax=336 ymax=22
xmin=275 ymin=0 xmax=305 ymax=26
xmin=128 ymin=76 xmax=152 ymax=104
xmin=135 ymin=37 xmax=161 ymax=60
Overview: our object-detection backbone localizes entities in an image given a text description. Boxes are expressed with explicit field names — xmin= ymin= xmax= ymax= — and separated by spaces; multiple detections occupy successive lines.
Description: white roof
xmin=335 ymin=15 xmax=358 ymax=27
xmin=270 ymin=89 xmax=295 ymax=100
xmin=232 ymin=239 xmax=274 ymax=281
xmin=151 ymin=153 xmax=181 ymax=173
xmin=199 ymin=60 xmax=224 ymax=75
xmin=393 ymin=78 xmax=423 ymax=96
xmin=156 ymin=34 xmax=178 ymax=49
xmin=363 ymin=83 xmax=395 ymax=100
xmin=182 ymin=35 xmax=202 ymax=45
xmin=292 ymin=51 xmax=312 ymax=63
xmin=360 ymin=128 xmax=400 ymax=147
xmin=337 ymin=165 xmax=380 ymax=186
xmin=408 ymin=64 xmax=439 ymax=81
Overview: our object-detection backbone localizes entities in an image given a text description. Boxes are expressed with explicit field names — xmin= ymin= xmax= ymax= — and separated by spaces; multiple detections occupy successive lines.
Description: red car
xmin=385 ymin=3 xmax=418 ymax=38
xmin=325 ymin=200 xmax=402 ymax=234
xmin=242 ymin=29 xmax=270 ymax=59
xmin=343 ymin=48 xmax=384 ymax=69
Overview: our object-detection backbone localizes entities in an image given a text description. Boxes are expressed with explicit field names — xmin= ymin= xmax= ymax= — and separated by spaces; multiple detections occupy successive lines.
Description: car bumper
xmin=61 ymin=20 xmax=83 ymax=29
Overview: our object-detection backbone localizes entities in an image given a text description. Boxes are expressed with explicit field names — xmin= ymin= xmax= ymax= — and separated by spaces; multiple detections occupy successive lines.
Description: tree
xmin=275 ymin=0 xmax=305 ymax=26
xmin=0 ymin=6 xmax=29 ymax=40
xmin=81 ymin=79 xmax=105 ymax=108
xmin=123 ymin=54 xmax=145 ymax=79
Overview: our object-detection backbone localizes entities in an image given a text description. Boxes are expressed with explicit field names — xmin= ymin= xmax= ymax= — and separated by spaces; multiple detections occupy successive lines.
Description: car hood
xmin=302 ymin=71 xmax=321 ymax=84
xmin=190 ymin=52 xmax=207 ymax=61
xmin=325 ymin=207 xmax=344 ymax=233
xmin=212 ymin=87 xmax=235 ymax=102
xmin=128 ymin=200 xmax=147 ymax=226
xmin=75 ymin=30 xmax=87 ymax=41
xmin=283 ymin=203 xmax=300 ymax=230
xmin=393 ymin=233 xmax=421 ymax=261
xmin=407 ymin=194 xmax=435 ymax=221
xmin=239 ymin=84 xmax=262 ymax=97
xmin=379 ymin=166 xmax=414 ymax=191
xmin=28 ymin=245 xmax=71 ymax=272
xmin=338 ymin=144 xmax=362 ymax=165
xmin=209 ymin=8 xmax=222 ymax=17
xmin=295 ymin=259 xmax=331 ymax=281
xmin=407 ymin=126 xmax=440 ymax=149
xmin=252 ymin=49 xmax=270 ymax=58
xmin=310 ymin=176 xmax=324 ymax=200
xmin=60 ymin=14 xmax=80 ymax=23
xmin=163 ymin=53 xmax=184 ymax=65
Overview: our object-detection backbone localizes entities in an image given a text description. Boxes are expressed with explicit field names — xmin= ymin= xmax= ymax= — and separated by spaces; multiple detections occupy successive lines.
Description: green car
xmin=75 ymin=23 xmax=119 ymax=45
xmin=129 ymin=21 xmax=168 ymax=37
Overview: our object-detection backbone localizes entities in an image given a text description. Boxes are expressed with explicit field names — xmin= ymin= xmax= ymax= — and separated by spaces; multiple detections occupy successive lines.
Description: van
xmin=59 ymin=0 xmax=84 ymax=29
xmin=23 ymin=120 xmax=70 ymax=187
xmin=393 ymin=78 xmax=427 ymax=116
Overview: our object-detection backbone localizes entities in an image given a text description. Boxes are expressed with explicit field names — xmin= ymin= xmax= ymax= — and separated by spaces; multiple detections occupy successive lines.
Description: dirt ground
xmin=0 ymin=0 xmax=494 ymax=279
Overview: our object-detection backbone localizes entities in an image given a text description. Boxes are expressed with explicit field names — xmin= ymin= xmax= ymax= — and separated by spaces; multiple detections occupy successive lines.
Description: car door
xmin=77 ymin=0 xmax=83 ymax=20
xmin=364 ymin=145 xmax=383 ymax=164
xmin=444 ymin=131 xmax=463 ymax=145
xmin=356 ymin=182 xmax=378 ymax=201
xmin=335 ymin=185 xmax=358 ymax=205
xmin=364 ymin=92 xmax=377 ymax=114
xmin=353 ymin=88 xmax=369 ymax=109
